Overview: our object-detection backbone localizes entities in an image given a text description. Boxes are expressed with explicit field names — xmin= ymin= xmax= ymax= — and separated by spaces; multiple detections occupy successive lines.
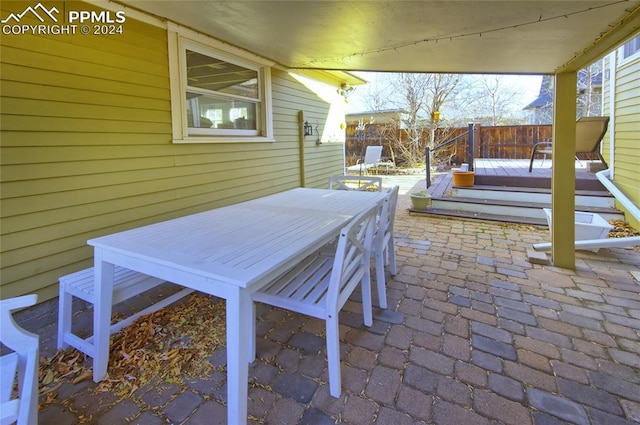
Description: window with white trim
xmin=618 ymin=34 xmax=640 ymax=66
xmin=622 ymin=34 xmax=640 ymax=59
xmin=169 ymin=27 xmax=273 ymax=143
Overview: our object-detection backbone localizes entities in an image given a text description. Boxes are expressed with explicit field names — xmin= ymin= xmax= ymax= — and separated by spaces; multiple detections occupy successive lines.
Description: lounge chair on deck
xmin=528 ymin=116 xmax=609 ymax=172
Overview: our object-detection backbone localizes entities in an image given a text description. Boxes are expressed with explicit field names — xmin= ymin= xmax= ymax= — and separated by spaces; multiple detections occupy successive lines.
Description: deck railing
xmin=426 ymin=123 xmax=475 ymax=188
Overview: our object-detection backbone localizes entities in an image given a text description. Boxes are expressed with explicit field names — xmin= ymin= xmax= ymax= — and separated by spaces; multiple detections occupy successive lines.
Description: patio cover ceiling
xmin=118 ymin=1 xmax=640 ymax=75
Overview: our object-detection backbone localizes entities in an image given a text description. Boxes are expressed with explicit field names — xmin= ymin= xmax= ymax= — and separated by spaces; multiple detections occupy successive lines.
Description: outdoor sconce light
xmin=337 ymin=82 xmax=355 ymax=98
xmin=303 ymin=120 xmax=313 ymax=136
xmin=313 ymin=123 xmax=322 ymax=145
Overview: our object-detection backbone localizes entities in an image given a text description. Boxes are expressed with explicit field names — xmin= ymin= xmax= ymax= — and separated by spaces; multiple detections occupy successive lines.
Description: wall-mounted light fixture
xmin=337 ymin=82 xmax=355 ymax=99
xmin=303 ymin=121 xmax=313 ymax=136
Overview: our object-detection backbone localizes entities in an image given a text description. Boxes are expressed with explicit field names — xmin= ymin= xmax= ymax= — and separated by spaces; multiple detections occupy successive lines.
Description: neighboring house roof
xmin=524 ymin=75 xmax=554 ymax=110
xmin=524 ymin=68 xmax=603 ymax=110
xmin=525 ymin=93 xmax=553 ymax=109
xmin=347 ymin=109 xmax=406 ymax=117
xmin=346 ymin=109 xmax=407 ymax=124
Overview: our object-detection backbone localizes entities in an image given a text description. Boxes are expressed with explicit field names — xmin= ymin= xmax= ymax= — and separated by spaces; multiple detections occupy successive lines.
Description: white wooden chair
xmin=1 ymin=295 xmax=39 ymax=425
xmin=374 ymin=185 xmax=399 ymax=309
xmin=251 ymin=206 xmax=378 ymax=398
xmin=328 ymin=175 xmax=382 ymax=192
xmin=356 ymin=146 xmax=383 ymax=175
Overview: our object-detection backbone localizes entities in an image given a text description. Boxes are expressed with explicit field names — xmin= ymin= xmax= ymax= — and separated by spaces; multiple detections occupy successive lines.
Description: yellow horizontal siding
xmin=0 ymin=2 xmax=168 ymax=67
xmin=2 ymin=80 xmax=169 ymax=112
xmin=609 ymin=52 xmax=640 ymax=228
xmin=1 ymin=5 xmax=345 ymax=301
xmin=2 ymin=43 xmax=168 ymax=86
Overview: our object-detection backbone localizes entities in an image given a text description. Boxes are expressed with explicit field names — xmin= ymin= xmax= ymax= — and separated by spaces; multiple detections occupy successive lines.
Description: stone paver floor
xmin=13 ymin=192 xmax=640 ymax=424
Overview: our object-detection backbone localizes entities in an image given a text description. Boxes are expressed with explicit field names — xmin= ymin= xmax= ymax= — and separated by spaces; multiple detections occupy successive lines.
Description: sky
xmin=345 ymin=72 xmax=543 ymax=114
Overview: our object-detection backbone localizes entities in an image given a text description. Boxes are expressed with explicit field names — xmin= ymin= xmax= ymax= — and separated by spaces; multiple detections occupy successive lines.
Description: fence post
xmin=467 ymin=123 xmax=475 ymax=171
xmin=425 ymin=145 xmax=431 ymax=188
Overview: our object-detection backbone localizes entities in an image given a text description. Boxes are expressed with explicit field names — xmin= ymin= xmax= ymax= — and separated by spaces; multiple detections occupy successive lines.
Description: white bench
xmin=57 ymin=266 xmax=193 ymax=359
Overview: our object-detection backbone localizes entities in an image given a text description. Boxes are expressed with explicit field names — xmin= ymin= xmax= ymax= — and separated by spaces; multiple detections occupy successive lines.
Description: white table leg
xmin=226 ymin=286 xmax=251 ymax=425
xmin=93 ymin=251 xmax=114 ymax=382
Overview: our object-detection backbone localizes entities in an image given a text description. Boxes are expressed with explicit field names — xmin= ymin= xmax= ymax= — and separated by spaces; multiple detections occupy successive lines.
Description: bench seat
xmin=57 ymin=266 xmax=193 ymax=359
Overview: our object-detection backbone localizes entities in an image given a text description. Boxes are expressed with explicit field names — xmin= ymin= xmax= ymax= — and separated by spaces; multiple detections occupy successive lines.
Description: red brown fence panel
xmin=345 ymin=123 xmax=555 ymax=166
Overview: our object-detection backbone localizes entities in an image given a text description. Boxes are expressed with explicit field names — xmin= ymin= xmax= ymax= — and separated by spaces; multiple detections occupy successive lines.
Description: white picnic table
xmin=88 ymin=187 xmax=387 ymax=424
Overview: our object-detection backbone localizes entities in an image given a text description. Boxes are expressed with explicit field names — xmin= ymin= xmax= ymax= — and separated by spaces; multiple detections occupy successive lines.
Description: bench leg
xmin=93 ymin=258 xmax=114 ymax=382
xmin=57 ymin=288 xmax=72 ymax=350
xmin=248 ymin=303 xmax=256 ymax=363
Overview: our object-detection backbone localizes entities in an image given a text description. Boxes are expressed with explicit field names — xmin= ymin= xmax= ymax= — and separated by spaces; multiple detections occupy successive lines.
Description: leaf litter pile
xmin=39 ymin=293 xmax=226 ymax=403
xmin=608 ymin=219 xmax=640 ymax=238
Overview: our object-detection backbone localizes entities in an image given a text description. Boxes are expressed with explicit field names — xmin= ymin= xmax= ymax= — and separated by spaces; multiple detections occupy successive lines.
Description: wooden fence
xmin=345 ymin=123 xmax=556 ymax=166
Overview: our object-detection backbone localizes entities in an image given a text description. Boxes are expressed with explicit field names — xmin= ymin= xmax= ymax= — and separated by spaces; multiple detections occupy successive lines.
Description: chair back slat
xmin=377 ymin=186 xmax=400 ymax=247
xmin=326 ymin=206 xmax=378 ymax=311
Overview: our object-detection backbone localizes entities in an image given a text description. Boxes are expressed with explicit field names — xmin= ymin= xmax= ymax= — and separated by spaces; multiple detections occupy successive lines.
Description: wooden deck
xmin=413 ymin=158 xmax=617 ymax=225
xmin=427 ymin=158 xmax=606 ymax=197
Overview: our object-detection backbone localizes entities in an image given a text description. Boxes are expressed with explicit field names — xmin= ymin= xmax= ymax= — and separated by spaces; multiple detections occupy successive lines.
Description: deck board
xmin=426 ymin=158 xmax=603 ymax=196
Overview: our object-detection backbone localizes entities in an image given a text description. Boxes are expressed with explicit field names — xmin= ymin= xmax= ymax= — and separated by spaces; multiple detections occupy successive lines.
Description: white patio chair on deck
xmin=1 ymin=294 xmax=39 ymax=425
xmin=251 ymin=206 xmax=378 ymax=397
xmin=356 ymin=146 xmax=383 ymax=175
xmin=374 ymin=185 xmax=399 ymax=309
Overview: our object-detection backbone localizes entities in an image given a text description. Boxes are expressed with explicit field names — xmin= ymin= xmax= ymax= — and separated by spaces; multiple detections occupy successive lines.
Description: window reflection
xmin=186 ymin=50 xmax=258 ymax=99
xmin=186 ymin=93 xmax=257 ymax=130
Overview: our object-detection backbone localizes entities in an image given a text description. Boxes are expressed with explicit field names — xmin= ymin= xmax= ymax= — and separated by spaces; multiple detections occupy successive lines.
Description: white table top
xmin=88 ymin=188 xmax=387 ymax=289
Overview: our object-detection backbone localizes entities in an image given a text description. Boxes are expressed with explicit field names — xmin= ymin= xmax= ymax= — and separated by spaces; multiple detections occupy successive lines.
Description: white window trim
xmin=168 ymin=23 xmax=274 ymax=143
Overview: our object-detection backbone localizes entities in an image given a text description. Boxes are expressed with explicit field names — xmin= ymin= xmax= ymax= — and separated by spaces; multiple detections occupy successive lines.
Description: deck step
xmin=409 ymin=208 xmax=548 ymax=226
xmin=451 ymin=185 xmax=615 ymax=208
xmin=420 ymin=163 xmax=625 ymax=225
xmin=474 ymin=174 xmax=607 ymax=191
xmin=420 ymin=196 xmax=624 ymax=223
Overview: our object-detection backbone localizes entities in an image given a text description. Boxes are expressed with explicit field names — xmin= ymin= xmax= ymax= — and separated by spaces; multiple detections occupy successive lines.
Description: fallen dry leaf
xmin=39 ymin=293 xmax=226 ymax=402
xmin=608 ymin=220 xmax=640 ymax=238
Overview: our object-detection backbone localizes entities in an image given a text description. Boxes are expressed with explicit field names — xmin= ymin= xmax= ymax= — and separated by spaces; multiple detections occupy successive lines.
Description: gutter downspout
xmin=533 ymin=236 xmax=640 ymax=252
xmin=533 ymin=169 xmax=640 ymax=252
xmin=596 ymin=169 xmax=640 ymax=223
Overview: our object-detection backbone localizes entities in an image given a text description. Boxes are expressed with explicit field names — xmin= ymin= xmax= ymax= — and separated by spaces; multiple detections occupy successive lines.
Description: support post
xmin=551 ymin=72 xmax=577 ymax=268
